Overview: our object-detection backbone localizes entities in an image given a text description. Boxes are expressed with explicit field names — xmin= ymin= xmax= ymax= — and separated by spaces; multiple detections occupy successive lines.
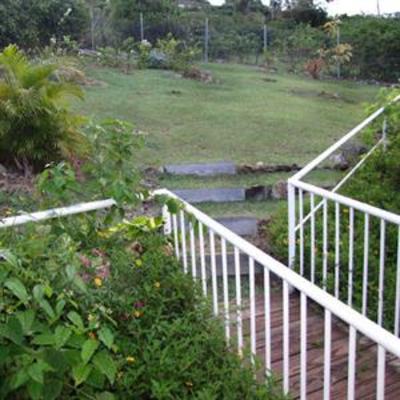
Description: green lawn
xmin=80 ymin=63 xmax=379 ymax=168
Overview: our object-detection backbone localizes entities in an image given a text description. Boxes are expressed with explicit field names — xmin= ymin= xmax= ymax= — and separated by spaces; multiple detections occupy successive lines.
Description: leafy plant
xmin=0 ymin=45 xmax=88 ymax=171
xmin=0 ymin=210 xmax=286 ymax=399
xmin=36 ymin=118 xmax=143 ymax=208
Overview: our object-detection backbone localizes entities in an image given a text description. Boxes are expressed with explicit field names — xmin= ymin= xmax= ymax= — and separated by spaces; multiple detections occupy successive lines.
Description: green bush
xmin=0 ymin=212 xmax=284 ymax=399
xmin=0 ymin=45 xmax=87 ymax=171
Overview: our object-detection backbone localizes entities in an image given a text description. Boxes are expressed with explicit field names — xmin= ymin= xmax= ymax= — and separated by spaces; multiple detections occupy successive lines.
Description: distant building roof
xmin=177 ymin=0 xmax=209 ymax=10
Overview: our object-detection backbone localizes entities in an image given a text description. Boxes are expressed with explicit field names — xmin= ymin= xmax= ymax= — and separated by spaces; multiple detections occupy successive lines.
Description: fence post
xmin=288 ymin=181 xmax=296 ymax=270
xmin=140 ymin=12 xmax=144 ymax=41
xmin=336 ymin=25 xmax=341 ymax=80
xmin=204 ymin=17 xmax=209 ymax=64
xmin=263 ymin=24 xmax=268 ymax=52
xmin=162 ymin=206 xmax=172 ymax=235
xmin=383 ymin=117 xmax=388 ymax=151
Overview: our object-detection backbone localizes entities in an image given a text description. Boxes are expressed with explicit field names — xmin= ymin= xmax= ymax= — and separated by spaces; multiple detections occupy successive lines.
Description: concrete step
xmin=216 ymin=216 xmax=259 ymax=237
xmin=163 ymin=161 xmax=236 ymax=177
xmin=173 ymin=188 xmax=245 ymax=203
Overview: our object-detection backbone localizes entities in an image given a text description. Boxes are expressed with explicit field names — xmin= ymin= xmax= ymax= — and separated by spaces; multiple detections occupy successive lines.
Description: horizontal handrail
xmin=155 ymin=189 xmax=400 ymax=358
xmin=291 ymin=180 xmax=400 ymax=226
xmin=0 ymin=199 xmax=116 ymax=229
xmin=291 ymin=94 xmax=400 ymax=182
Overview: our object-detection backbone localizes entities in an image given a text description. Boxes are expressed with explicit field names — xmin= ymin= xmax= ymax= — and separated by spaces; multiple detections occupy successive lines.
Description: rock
xmin=245 ymin=185 xmax=272 ymax=201
xmin=328 ymin=144 xmax=367 ymax=170
xmin=271 ymin=181 xmax=288 ymax=200
xmin=183 ymin=66 xmax=214 ymax=83
xmin=0 ymin=164 xmax=7 ymax=175
xmin=328 ymin=153 xmax=349 ymax=170
xmin=237 ymin=163 xmax=300 ymax=174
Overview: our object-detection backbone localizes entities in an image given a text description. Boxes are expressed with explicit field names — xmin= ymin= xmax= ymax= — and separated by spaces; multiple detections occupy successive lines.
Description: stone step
xmin=173 ymin=188 xmax=245 ymax=203
xmin=163 ymin=161 xmax=236 ymax=177
xmin=216 ymin=217 xmax=259 ymax=237
xmin=172 ymin=183 xmax=333 ymax=204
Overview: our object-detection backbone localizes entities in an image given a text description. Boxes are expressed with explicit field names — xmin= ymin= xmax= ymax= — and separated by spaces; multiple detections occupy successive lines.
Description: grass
xmin=80 ymin=63 xmax=379 ymax=168
xmin=197 ymin=200 xmax=284 ymax=219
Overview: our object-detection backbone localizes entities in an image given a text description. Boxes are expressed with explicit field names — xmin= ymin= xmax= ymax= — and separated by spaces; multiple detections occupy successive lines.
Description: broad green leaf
xmin=86 ymin=368 xmax=105 ymax=389
xmin=81 ymin=339 xmax=99 ymax=365
xmin=0 ymin=249 xmax=21 ymax=268
xmin=0 ymin=317 xmax=23 ymax=345
xmin=0 ymin=346 xmax=10 ymax=366
xmin=72 ymin=363 xmax=93 ymax=386
xmin=54 ymin=326 xmax=72 ymax=350
xmin=98 ymin=327 xmax=114 ymax=350
xmin=38 ymin=299 xmax=55 ymax=320
xmin=27 ymin=380 xmax=43 ymax=400
xmin=10 ymin=368 xmax=29 ymax=389
xmin=28 ymin=360 xmax=52 ymax=384
xmin=5 ymin=278 xmax=29 ymax=303
xmin=67 ymin=311 xmax=84 ymax=331
xmin=93 ymin=351 xmax=117 ymax=384
xmin=46 ymin=379 xmax=63 ymax=400
xmin=73 ymin=275 xmax=87 ymax=293
xmin=16 ymin=310 xmax=35 ymax=334
xmin=66 ymin=264 xmax=76 ymax=281
xmin=55 ymin=299 xmax=66 ymax=316
xmin=33 ymin=285 xmax=44 ymax=302
xmin=32 ymin=333 xmax=54 ymax=346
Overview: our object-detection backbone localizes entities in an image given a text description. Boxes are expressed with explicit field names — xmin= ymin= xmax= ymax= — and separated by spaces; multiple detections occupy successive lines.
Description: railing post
xmin=162 ymin=205 xmax=172 ymax=235
xmin=288 ymin=181 xmax=296 ymax=270
xmin=383 ymin=116 xmax=388 ymax=151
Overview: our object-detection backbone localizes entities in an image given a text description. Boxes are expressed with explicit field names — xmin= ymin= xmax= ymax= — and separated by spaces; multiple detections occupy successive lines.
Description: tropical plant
xmin=0 ymin=45 xmax=87 ymax=171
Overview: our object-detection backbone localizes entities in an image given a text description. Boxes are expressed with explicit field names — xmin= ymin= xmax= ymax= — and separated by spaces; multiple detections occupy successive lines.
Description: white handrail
xmin=155 ymin=189 xmax=400 ymax=358
xmin=293 ymin=180 xmax=400 ymax=226
xmin=0 ymin=199 xmax=116 ymax=228
xmin=291 ymin=94 xmax=400 ymax=182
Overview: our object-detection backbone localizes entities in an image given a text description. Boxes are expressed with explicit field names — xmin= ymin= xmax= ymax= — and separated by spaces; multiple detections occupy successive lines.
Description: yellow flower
xmin=94 ymin=277 xmax=103 ymax=287
xmin=133 ymin=310 xmax=143 ymax=318
xmin=154 ymin=282 xmax=161 ymax=289
xmin=135 ymin=259 xmax=143 ymax=267
xmin=126 ymin=356 xmax=136 ymax=364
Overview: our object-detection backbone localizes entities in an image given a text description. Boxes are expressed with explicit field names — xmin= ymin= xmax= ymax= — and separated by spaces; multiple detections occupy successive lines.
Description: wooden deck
xmin=236 ymin=288 xmax=400 ymax=399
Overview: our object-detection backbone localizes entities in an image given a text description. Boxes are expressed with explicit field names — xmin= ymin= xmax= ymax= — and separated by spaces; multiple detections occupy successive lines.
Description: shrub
xmin=0 ymin=212 xmax=284 ymax=399
xmin=0 ymin=45 xmax=87 ymax=171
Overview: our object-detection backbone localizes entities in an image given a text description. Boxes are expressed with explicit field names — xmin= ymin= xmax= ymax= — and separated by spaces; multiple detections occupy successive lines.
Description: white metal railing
xmin=288 ymin=96 xmax=400 ymax=337
xmin=156 ymin=188 xmax=400 ymax=400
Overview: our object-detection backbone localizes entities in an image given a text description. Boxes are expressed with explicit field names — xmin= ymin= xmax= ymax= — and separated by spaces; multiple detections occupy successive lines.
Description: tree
xmin=0 ymin=0 xmax=89 ymax=49
xmin=84 ymin=0 xmax=109 ymax=49
xmin=224 ymin=0 xmax=266 ymax=14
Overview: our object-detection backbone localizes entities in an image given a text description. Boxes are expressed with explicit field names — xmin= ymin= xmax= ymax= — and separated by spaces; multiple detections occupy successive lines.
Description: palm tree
xmin=0 ymin=45 xmax=87 ymax=171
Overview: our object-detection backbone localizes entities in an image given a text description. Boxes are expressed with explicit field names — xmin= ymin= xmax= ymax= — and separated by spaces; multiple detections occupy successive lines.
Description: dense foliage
xmin=0 ymin=206 xmax=284 ymax=399
xmin=267 ymin=91 xmax=400 ymax=331
xmin=0 ymin=45 xmax=87 ymax=171
xmin=0 ymin=0 xmax=399 ymax=81
xmin=0 ymin=0 xmax=88 ymax=50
